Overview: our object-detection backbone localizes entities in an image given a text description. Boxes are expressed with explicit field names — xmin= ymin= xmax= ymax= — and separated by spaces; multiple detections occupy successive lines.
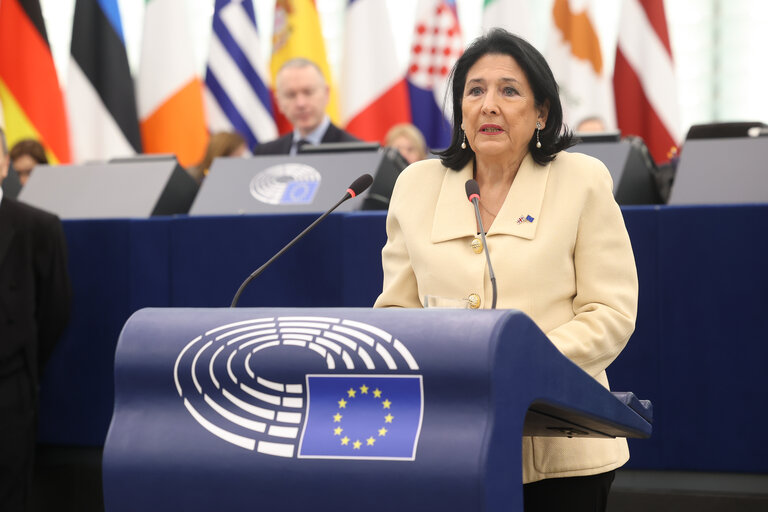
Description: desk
xmin=38 ymin=205 xmax=768 ymax=473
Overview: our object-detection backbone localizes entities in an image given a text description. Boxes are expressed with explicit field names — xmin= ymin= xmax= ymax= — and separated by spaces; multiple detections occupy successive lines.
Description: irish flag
xmin=137 ymin=0 xmax=208 ymax=168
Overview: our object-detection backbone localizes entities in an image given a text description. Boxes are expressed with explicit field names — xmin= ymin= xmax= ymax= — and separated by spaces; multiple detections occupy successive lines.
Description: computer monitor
xmin=17 ymin=157 xmax=198 ymax=219
xmin=296 ymin=142 xmax=408 ymax=210
xmin=668 ymin=136 xmax=768 ymax=205
xmin=571 ymin=136 xmax=662 ymax=205
xmin=573 ymin=131 xmax=622 ymax=143
xmin=361 ymin=147 xmax=409 ymax=210
xmin=685 ymin=122 xmax=767 ymax=140
xmin=298 ymin=141 xmax=381 ymax=154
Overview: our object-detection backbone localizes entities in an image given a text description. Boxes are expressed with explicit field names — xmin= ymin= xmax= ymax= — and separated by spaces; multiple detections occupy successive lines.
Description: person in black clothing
xmin=0 ymin=127 xmax=71 ymax=511
xmin=253 ymin=58 xmax=359 ymax=155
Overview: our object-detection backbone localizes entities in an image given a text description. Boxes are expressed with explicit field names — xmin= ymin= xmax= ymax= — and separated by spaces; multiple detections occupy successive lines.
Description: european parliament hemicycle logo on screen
xmin=249 ymin=163 xmax=321 ymax=205
xmin=173 ymin=316 xmax=424 ymax=461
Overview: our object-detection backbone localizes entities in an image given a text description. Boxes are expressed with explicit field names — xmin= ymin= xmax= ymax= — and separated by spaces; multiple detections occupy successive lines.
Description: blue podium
xmin=103 ymin=308 xmax=651 ymax=511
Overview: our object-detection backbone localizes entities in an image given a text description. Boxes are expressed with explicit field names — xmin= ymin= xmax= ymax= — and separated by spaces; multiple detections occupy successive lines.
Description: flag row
xmin=0 ymin=0 xmax=681 ymax=169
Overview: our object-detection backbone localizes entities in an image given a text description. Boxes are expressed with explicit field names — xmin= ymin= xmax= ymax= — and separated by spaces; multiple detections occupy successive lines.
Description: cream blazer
xmin=374 ymin=151 xmax=638 ymax=483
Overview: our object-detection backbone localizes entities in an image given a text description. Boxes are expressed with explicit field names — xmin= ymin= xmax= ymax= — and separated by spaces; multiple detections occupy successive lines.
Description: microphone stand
xmin=466 ymin=179 xmax=498 ymax=309
xmin=231 ymin=174 xmax=373 ymax=307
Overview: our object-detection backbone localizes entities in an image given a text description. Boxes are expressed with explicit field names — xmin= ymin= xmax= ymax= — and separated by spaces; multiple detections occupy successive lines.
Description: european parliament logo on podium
xmin=173 ymin=316 xmax=424 ymax=460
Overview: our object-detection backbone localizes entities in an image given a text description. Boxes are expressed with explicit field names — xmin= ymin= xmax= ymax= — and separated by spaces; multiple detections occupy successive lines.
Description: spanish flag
xmin=270 ymin=0 xmax=339 ymax=135
xmin=137 ymin=0 xmax=208 ymax=168
xmin=0 ymin=0 xmax=71 ymax=163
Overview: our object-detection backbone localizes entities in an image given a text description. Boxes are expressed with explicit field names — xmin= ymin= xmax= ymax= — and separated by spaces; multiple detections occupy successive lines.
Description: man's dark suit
xmin=252 ymin=123 xmax=360 ymax=155
xmin=0 ymin=197 xmax=70 ymax=511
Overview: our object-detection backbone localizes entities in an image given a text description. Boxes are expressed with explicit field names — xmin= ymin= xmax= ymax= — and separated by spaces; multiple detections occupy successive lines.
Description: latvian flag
xmin=614 ymin=0 xmax=681 ymax=163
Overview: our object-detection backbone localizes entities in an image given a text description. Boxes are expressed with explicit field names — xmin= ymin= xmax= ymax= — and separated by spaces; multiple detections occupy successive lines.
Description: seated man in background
xmin=253 ymin=58 xmax=359 ymax=155
xmin=385 ymin=123 xmax=428 ymax=164
xmin=9 ymin=138 xmax=48 ymax=187
xmin=0 ymin=128 xmax=71 ymax=511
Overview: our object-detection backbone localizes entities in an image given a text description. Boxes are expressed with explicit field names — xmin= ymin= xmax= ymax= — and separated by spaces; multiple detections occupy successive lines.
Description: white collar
xmin=293 ymin=116 xmax=331 ymax=146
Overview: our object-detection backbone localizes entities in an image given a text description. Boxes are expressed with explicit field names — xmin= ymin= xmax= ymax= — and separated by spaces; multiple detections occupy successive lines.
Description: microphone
xmin=465 ymin=179 xmax=498 ymax=309
xmin=230 ymin=173 xmax=374 ymax=307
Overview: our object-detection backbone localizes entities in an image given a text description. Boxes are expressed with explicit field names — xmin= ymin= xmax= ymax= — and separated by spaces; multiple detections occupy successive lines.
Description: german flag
xmin=0 ymin=0 xmax=71 ymax=163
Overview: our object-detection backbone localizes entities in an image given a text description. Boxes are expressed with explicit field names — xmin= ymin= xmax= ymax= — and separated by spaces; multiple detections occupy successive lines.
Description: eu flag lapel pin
xmin=517 ymin=214 xmax=535 ymax=224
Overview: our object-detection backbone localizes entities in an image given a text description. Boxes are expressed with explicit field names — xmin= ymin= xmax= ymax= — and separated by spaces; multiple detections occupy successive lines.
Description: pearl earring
xmin=461 ymin=130 xmax=467 ymax=150
xmin=535 ymin=121 xmax=542 ymax=149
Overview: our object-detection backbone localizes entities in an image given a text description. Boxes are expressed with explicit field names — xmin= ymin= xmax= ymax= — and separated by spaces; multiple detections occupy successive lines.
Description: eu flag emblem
xmin=280 ymin=180 xmax=319 ymax=204
xmin=298 ymin=375 xmax=423 ymax=460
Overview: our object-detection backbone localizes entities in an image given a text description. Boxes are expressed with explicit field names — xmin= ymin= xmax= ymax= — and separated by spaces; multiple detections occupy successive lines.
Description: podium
xmin=103 ymin=308 xmax=651 ymax=511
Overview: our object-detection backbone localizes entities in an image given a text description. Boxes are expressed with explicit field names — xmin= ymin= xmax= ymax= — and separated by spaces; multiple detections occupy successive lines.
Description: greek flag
xmin=299 ymin=375 xmax=424 ymax=460
xmin=204 ymin=0 xmax=277 ymax=149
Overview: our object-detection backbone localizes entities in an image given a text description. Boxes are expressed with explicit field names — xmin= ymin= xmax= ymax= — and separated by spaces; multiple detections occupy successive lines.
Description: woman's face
xmin=461 ymin=53 xmax=547 ymax=164
xmin=390 ymin=135 xmax=423 ymax=164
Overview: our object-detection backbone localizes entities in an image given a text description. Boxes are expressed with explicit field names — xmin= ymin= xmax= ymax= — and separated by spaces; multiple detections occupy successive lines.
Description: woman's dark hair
xmin=9 ymin=138 xmax=48 ymax=165
xmin=437 ymin=28 xmax=574 ymax=170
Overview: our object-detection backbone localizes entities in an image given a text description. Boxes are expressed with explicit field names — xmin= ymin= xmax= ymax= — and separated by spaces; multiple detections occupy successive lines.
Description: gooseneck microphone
xmin=230 ymin=173 xmax=374 ymax=307
xmin=465 ymin=179 xmax=498 ymax=309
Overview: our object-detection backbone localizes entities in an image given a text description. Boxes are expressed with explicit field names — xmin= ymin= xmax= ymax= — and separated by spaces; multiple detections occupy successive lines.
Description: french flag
xmin=341 ymin=0 xmax=410 ymax=143
xmin=406 ymin=0 xmax=463 ymax=151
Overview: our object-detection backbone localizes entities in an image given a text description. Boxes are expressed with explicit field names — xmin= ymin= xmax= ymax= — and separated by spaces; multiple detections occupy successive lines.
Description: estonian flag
xmin=67 ymin=0 xmax=142 ymax=162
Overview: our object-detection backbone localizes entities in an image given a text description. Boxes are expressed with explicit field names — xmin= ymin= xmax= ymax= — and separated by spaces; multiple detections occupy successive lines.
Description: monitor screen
xmin=298 ymin=142 xmax=380 ymax=154
xmin=573 ymin=131 xmax=621 ymax=143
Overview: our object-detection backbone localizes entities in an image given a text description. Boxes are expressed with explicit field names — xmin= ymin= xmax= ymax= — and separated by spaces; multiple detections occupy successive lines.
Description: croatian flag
xmin=204 ymin=0 xmax=277 ymax=150
xmin=406 ymin=0 xmax=463 ymax=151
xmin=341 ymin=0 xmax=410 ymax=143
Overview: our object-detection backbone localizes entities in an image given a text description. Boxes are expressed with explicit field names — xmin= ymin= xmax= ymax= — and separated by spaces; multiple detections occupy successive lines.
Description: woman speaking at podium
xmin=374 ymin=29 xmax=638 ymax=512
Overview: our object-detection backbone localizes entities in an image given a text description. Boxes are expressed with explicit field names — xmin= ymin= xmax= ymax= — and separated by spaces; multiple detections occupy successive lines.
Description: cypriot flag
xmin=545 ymin=0 xmax=616 ymax=131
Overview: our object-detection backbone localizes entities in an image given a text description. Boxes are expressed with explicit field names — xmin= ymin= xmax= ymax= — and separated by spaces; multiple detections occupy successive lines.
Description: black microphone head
xmin=347 ymin=173 xmax=374 ymax=197
xmin=465 ymin=179 xmax=480 ymax=201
